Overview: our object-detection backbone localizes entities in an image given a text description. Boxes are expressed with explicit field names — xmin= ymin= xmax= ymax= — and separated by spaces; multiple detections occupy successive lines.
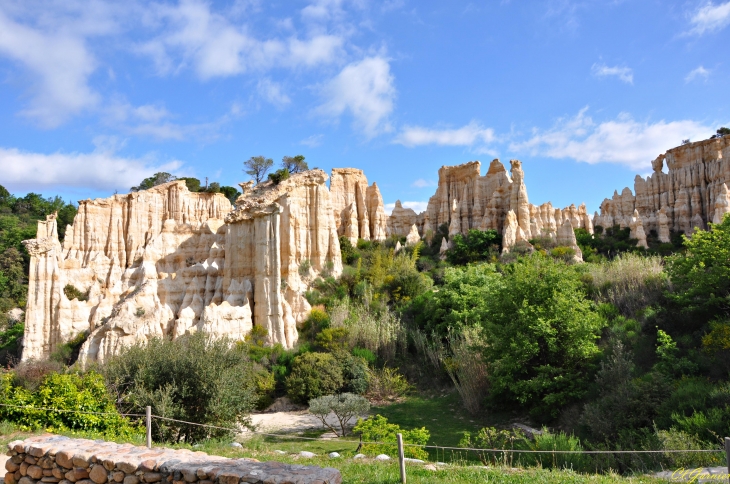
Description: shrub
xmin=285 ymin=352 xmax=344 ymax=404
xmin=329 ymin=299 xmax=406 ymax=362
xmin=353 ymin=414 xmax=429 ymax=459
xmin=365 ymin=367 xmax=412 ymax=402
xmin=315 ymin=327 xmax=350 ymax=352
xmin=308 ymin=393 xmax=370 ymax=436
xmin=442 ymin=327 xmax=489 ymax=415
xmin=526 ymin=429 xmax=589 ymax=471
xmin=12 ymin=359 xmax=65 ymax=392
xmin=446 ymin=229 xmax=500 ymax=265
xmin=301 ymin=306 xmax=330 ymax=340
xmin=337 ymin=353 xmax=369 ymax=395
xmin=298 ymin=259 xmax=312 ymax=277
xmin=63 ymin=284 xmax=88 ymax=302
xmin=50 ymin=331 xmax=88 ymax=365
xmin=268 ymin=167 xmax=290 ymax=184
xmin=0 ymin=371 xmax=137 ymax=437
xmin=352 ymin=347 xmax=376 ymax=365
xmin=586 ymin=253 xmax=667 ymax=317
xmin=459 ymin=427 xmax=528 ymax=467
xmin=103 ymin=332 xmax=258 ymax=443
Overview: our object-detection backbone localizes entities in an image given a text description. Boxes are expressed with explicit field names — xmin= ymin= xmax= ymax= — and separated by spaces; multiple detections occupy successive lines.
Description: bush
xmin=446 ymin=229 xmax=500 ymax=265
xmin=0 ymin=371 xmax=137 ymax=437
xmin=268 ymin=167 xmax=290 ymax=184
xmin=103 ymin=332 xmax=258 ymax=443
xmin=586 ymin=254 xmax=667 ymax=317
xmin=460 ymin=427 xmax=529 ymax=467
xmin=337 ymin=353 xmax=369 ymax=395
xmin=352 ymin=347 xmax=376 ymax=365
xmin=329 ymin=299 xmax=406 ymax=362
xmin=308 ymin=393 xmax=370 ymax=436
xmin=365 ymin=367 xmax=411 ymax=402
xmin=285 ymin=352 xmax=344 ymax=404
xmin=63 ymin=284 xmax=88 ymax=302
xmin=354 ymin=415 xmax=429 ymax=459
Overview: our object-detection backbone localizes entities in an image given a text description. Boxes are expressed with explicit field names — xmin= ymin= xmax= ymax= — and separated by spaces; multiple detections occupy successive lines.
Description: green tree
xmin=178 ymin=177 xmax=201 ymax=192
xmin=103 ymin=332 xmax=258 ymax=443
xmin=666 ymin=215 xmax=730 ymax=318
xmin=446 ymin=229 xmax=501 ymax=265
xmin=285 ymin=352 xmax=344 ymax=403
xmin=282 ymin=155 xmax=309 ymax=174
xmin=219 ymin=186 xmax=240 ymax=204
xmin=718 ymin=127 xmax=730 ymax=136
xmin=131 ymin=172 xmax=176 ymax=192
xmin=481 ymin=255 xmax=606 ymax=420
xmin=244 ymin=156 xmax=273 ymax=184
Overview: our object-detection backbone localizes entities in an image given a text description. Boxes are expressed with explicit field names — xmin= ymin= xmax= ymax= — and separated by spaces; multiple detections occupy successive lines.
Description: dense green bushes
xmin=102 ymin=332 xmax=258 ymax=442
xmin=0 ymin=369 xmax=137 ymax=436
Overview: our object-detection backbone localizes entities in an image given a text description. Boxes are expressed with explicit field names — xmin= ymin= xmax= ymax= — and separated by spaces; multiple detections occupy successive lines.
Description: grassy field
xmin=0 ymin=427 xmax=667 ymax=484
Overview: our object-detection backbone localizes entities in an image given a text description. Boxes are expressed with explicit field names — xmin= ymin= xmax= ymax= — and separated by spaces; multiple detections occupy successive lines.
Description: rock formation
xmin=416 ymin=158 xmax=592 ymax=254
xmin=556 ymin=219 xmax=583 ymax=261
xmin=596 ymin=136 xmax=730 ymax=237
xmin=330 ymin=168 xmax=387 ymax=243
xmin=22 ymin=172 xmax=343 ymax=363
xmin=405 ymin=224 xmax=420 ymax=246
xmin=387 ymin=201 xmax=418 ymax=237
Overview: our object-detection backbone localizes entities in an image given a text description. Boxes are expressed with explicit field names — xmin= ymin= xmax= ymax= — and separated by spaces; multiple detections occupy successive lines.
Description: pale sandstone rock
xmin=439 ymin=237 xmax=448 ymax=259
xmin=658 ymin=208 xmax=671 ymax=243
xmin=23 ymin=173 xmax=342 ymax=363
xmin=405 ymin=224 xmax=420 ymax=246
xmin=713 ymin=183 xmax=730 ymax=224
xmin=330 ymin=168 xmax=387 ymax=242
xmin=394 ymin=241 xmax=402 ymax=253
xmin=556 ymin=219 xmax=583 ymax=262
xmin=598 ymin=136 xmax=730 ymax=236
xmin=629 ymin=210 xmax=649 ymax=249
xmin=388 ymin=201 xmax=418 ymax=237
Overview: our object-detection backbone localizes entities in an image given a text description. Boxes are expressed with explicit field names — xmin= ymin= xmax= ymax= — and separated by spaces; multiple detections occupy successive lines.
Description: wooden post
xmin=725 ymin=437 xmax=730 ymax=483
xmin=397 ymin=433 xmax=406 ymax=484
xmin=146 ymin=406 xmax=152 ymax=449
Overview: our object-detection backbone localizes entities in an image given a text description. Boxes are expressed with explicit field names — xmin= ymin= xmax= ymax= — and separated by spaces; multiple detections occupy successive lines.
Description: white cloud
xmin=685 ymin=65 xmax=711 ymax=82
xmin=394 ymin=121 xmax=495 ymax=147
xmin=688 ymin=1 xmax=730 ymax=35
xmin=0 ymin=145 xmax=182 ymax=193
xmin=257 ymin=78 xmax=291 ymax=107
xmin=140 ymin=0 xmax=344 ymax=79
xmin=510 ymin=108 xmax=713 ymax=170
xmin=300 ymin=134 xmax=324 ymax=147
xmin=0 ymin=7 xmax=100 ymax=127
xmin=412 ymin=179 xmax=436 ymax=188
xmin=384 ymin=201 xmax=428 ymax=215
xmin=317 ymin=56 xmax=396 ymax=137
xmin=591 ymin=63 xmax=634 ymax=84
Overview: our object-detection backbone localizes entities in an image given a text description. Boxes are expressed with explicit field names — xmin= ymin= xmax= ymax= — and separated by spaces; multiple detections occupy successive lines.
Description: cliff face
xmin=329 ymin=168 xmax=387 ymax=243
xmin=405 ymin=158 xmax=592 ymax=253
xmin=22 ymin=173 xmax=343 ymax=363
xmin=595 ymin=137 xmax=730 ymax=238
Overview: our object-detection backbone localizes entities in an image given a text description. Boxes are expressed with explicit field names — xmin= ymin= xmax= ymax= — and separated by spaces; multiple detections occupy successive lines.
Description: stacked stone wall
xmin=5 ymin=436 xmax=340 ymax=484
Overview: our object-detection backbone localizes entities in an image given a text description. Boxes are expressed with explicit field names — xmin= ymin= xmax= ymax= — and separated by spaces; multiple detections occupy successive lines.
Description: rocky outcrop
xmin=405 ymin=224 xmax=420 ymax=246
xmin=387 ymin=201 xmax=418 ymax=237
xmin=330 ymin=168 xmax=387 ymax=243
xmin=596 ymin=136 xmax=730 ymax=236
xmin=419 ymin=158 xmax=592 ymax=254
xmin=22 ymin=173 xmax=342 ymax=363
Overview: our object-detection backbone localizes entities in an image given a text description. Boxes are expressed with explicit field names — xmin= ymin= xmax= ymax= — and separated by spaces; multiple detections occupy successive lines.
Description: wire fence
xmin=0 ymin=401 xmax=725 ymax=457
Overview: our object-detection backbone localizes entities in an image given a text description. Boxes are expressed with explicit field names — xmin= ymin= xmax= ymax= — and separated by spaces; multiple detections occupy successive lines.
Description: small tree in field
xmin=244 ymin=156 xmax=273 ymax=184
xmin=308 ymin=393 xmax=370 ymax=436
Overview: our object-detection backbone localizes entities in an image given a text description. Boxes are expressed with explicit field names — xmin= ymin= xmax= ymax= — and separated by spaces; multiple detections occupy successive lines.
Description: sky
xmin=1 ymin=0 xmax=729 ymax=215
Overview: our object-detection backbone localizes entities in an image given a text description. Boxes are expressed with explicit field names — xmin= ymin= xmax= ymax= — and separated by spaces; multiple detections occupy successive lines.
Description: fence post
xmin=146 ymin=406 xmax=152 ymax=449
xmin=725 ymin=437 xmax=730 ymax=483
xmin=397 ymin=433 xmax=406 ymax=484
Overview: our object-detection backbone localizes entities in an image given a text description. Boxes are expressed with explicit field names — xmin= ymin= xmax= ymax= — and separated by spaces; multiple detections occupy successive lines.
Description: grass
xmin=0 ymin=424 xmax=666 ymax=484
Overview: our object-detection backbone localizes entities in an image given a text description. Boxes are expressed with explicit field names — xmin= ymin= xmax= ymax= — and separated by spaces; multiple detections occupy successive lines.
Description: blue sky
xmin=1 ymin=0 xmax=729 ymax=215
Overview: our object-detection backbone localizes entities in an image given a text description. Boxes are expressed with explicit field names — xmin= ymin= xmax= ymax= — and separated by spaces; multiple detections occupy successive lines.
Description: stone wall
xmin=4 ymin=435 xmax=340 ymax=484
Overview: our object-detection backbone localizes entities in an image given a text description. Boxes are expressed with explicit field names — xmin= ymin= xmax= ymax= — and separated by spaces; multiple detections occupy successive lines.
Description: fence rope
xmin=1 ymin=402 xmax=724 ymax=455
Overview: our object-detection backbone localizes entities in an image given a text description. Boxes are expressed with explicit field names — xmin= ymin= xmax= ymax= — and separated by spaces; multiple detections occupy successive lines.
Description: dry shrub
xmin=12 ymin=359 xmax=66 ymax=391
xmin=365 ymin=367 xmax=412 ymax=403
xmin=329 ymin=299 xmax=406 ymax=362
xmin=443 ymin=327 xmax=489 ymax=415
xmin=587 ymin=254 xmax=668 ymax=316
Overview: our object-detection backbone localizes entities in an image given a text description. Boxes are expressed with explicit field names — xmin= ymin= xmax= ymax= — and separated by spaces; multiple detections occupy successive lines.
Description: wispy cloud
xmin=412 ymin=179 xmax=436 ymax=188
xmin=685 ymin=65 xmax=711 ymax=83
xmin=300 ymin=134 xmax=324 ymax=147
xmin=0 ymin=144 xmax=182 ymax=193
xmin=591 ymin=63 xmax=634 ymax=84
xmin=687 ymin=1 xmax=730 ymax=35
xmin=394 ymin=121 xmax=495 ymax=147
xmin=316 ymin=56 xmax=396 ymax=137
xmin=257 ymin=78 xmax=291 ymax=107
xmin=385 ymin=201 xmax=428 ymax=214
xmin=510 ymin=107 xmax=713 ymax=170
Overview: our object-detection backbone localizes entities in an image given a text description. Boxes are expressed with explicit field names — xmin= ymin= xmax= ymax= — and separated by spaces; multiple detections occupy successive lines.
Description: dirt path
xmin=241 ymin=410 xmax=365 ymax=438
